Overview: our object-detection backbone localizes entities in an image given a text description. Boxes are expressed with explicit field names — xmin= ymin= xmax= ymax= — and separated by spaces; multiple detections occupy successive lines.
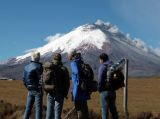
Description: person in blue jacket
xmin=68 ymin=50 xmax=90 ymax=119
xmin=98 ymin=53 xmax=119 ymax=119
xmin=23 ymin=52 xmax=43 ymax=119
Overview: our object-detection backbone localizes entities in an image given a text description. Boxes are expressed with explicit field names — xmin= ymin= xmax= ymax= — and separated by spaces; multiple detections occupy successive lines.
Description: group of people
xmin=23 ymin=50 xmax=123 ymax=119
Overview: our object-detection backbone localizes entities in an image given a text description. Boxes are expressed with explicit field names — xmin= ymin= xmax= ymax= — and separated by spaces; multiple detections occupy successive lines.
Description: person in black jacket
xmin=44 ymin=53 xmax=70 ymax=119
xmin=23 ymin=52 xmax=43 ymax=119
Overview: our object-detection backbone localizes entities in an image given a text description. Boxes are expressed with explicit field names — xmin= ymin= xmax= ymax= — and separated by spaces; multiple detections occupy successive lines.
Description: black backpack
xmin=106 ymin=68 xmax=125 ymax=91
xmin=78 ymin=62 xmax=97 ymax=92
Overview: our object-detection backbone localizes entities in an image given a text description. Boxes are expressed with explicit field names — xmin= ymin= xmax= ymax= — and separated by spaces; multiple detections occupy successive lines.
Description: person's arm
xmin=36 ymin=63 xmax=43 ymax=86
xmin=97 ymin=65 xmax=106 ymax=92
xmin=22 ymin=69 xmax=27 ymax=88
xmin=71 ymin=61 xmax=80 ymax=85
xmin=63 ymin=67 xmax=70 ymax=98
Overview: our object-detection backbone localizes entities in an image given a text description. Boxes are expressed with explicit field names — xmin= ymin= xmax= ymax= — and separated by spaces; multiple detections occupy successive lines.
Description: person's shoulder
xmin=103 ymin=61 xmax=113 ymax=67
xmin=99 ymin=63 xmax=109 ymax=72
xmin=34 ymin=62 xmax=43 ymax=67
xmin=33 ymin=62 xmax=43 ymax=66
xmin=24 ymin=64 xmax=28 ymax=70
xmin=71 ymin=60 xmax=77 ymax=65
xmin=100 ymin=63 xmax=106 ymax=68
xmin=24 ymin=62 xmax=32 ymax=68
xmin=36 ymin=61 xmax=42 ymax=65
xmin=43 ymin=61 xmax=52 ymax=67
xmin=32 ymin=62 xmax=43 ymax=70
xmin=61 ymin=65 xmax=67 ymax=70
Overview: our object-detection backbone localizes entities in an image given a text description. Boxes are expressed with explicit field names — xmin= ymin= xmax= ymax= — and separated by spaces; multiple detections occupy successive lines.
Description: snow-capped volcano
xmin=16 ymin=21 xmax=112 ymax=61
xmin=1 ymin=20 xmax=160 ymax=79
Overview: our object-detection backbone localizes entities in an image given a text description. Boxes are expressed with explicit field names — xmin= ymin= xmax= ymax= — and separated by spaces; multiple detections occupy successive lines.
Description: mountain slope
xmin=1 ymin=20 xmax=160 ymax=79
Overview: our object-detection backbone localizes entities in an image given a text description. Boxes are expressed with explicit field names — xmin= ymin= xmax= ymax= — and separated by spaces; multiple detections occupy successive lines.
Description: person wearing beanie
xmin=44 ymin=53 xmax=70 ymax=119
xmin=68 ymin=50 xmax=90 ymax=119
xmin=23 ymin=52 xmax=43 ymax=119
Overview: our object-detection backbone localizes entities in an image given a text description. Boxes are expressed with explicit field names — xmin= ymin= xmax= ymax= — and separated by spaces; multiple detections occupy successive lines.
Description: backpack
xmin=43 ymin=62 xmax=57 ymax=93
xmin=106 ymin=67 xmax=125 ymax=91
xmin=78 ymin=62 xmax=97 ymax=92
xmin=43 ymin=62 xmax=70 ymax=95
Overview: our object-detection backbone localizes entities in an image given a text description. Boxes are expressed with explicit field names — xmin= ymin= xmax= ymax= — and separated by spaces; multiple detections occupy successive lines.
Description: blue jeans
xmin=46 ymin=93 xmax=64 ymax=119
xmin=23 ymin=90 xmax=43 ymax=119
xmin=100 ymin=91 xmax=119 ymax=119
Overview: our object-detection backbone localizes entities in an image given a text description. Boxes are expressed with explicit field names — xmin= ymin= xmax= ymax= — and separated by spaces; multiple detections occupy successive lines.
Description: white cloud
xmin=153 ymin=48 xmax=160 ymax=57
xmin=108 ymin=25 xmax=119 ymax=33
xmin=44 ymin=33 xmax=63 ymax=43
xmin=95 ymin=19 xmax=110 ymax=26
xmin=24 ymin=48 xmax=38 ymax=53
xmin=95 ymin=19 xmax=105 ymax=26
xmin=132 ymin=38 xmax=160 ymax=57
xmin=126 ymin=33 xmax=131 ymax=39
xmin=23 ymin=33 xmax=63 ymax=54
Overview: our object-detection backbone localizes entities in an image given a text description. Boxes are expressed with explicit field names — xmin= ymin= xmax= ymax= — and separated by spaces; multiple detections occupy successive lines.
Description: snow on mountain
xmin=16 ymin=22 xmax=111 ymax=61
xmin=15 ymin=20 xmax=123 ymax=62
xmin=16 ymin=20 xmax=159 ymax=62
xmin=1 ymin=20 xmax=160 ymax=78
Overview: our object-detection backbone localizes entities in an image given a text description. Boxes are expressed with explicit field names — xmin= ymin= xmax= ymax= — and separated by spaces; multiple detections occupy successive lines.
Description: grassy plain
xmin=0 ymin=77 xmax=160 ymax=118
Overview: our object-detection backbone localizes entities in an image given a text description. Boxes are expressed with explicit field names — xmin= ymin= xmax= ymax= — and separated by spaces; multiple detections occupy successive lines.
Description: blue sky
xmin=0 ymin=0 xmax=160 ymax=61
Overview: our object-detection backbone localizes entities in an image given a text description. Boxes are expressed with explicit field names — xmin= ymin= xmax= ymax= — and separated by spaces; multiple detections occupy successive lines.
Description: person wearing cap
xmin=68 ymin=50 xmax=90 ymax=119
xmin=23 ymin=52 xmax=43 ymax=119
xmin=98 ymin=53 xmax=119 ymax=119
xmin=45 ymin=53 xmax=70 ymax=119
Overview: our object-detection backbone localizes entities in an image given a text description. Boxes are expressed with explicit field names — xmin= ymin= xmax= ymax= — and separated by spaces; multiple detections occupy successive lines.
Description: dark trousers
xmin=74 ymin=101 xmax=89 ymax=119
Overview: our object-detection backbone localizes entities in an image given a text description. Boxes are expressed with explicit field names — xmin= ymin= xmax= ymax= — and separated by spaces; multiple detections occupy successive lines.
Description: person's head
xmin=99 ymin=53 xmax=109 ymax=64
xmin=31 ymin=52 xmax=40 ymax=62
xmin=53 ymin=53 xmax=62 ymax=61
xmin=76 ymin=52 xmax=81 ymax=58
xmin=68 ymin=50 xmax=77 ymax=60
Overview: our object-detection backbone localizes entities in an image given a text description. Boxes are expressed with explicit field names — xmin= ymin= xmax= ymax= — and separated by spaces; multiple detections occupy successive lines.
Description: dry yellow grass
xmin=123 ymin=77 xmax=160 ymax=114
xmin=0 ymin=80 xmax=27 ymax=105
xmin=0 ymin=77 xmax=160 ymax=117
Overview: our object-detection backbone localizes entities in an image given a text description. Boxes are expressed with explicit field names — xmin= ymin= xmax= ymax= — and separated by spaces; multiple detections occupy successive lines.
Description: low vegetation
xmin=0 ymin=77 xmax=160 ymax=119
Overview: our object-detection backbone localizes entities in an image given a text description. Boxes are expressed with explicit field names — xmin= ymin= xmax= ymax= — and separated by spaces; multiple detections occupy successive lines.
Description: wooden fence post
xmin=124 ymin=58 xmax=129 ymax=119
